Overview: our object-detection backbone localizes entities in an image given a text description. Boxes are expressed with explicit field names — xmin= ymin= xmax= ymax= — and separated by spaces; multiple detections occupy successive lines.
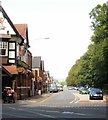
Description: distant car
xmin=74 ymin=86 xmax=80 ymax=90
xmin=68 ymin=86 xmax=73 ymax=90
xmin=49 ymin=84 xmax=58 ymax=93
xmin=88 ymin=87 xmax=92 ymax=92
xmin=89 ymin=88 xmax=103 ymax=100
xmin=57 ymin=85 xmax=63 ymax=91
xmin=79 ymin=87 xmax=89 ymax=94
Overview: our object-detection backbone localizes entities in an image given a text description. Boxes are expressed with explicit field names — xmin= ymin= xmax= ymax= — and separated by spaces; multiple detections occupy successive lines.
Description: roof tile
xmin=14 ymin=24 xmax=27 ymax=40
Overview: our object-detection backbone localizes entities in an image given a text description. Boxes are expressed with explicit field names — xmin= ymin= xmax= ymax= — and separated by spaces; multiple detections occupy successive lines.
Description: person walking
xmin=11 ymin=88 xmax=15 ymax=103
xmin=7 ymin=88 xmax=12 ymax=103
xmin=2 ymin=89 xmax=7 ymax=103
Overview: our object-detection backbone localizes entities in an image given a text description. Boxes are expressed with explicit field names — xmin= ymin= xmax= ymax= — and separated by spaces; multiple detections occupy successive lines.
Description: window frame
xmin=0 ymin=41 xmax=8 ymax=56
xmin=8 ymin=41 xmax=16 ymax=64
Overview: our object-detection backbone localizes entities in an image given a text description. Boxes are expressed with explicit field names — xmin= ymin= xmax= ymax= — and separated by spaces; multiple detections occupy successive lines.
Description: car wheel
xmin=100 ymin=97 xmax=103 ymax=100
xmin=89 ymin=95 xmax=92 ymax=100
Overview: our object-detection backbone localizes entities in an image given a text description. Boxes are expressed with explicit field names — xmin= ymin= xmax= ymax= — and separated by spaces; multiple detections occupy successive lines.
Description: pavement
xmin=73 ymin=92 xmax=107 ymax=103
xmin=15 ymin=92 xmax=52 ymax=104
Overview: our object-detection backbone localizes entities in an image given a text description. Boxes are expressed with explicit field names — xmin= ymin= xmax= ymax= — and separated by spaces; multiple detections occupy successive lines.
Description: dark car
xmin=89 ymin=88 xmax=103 ymax=100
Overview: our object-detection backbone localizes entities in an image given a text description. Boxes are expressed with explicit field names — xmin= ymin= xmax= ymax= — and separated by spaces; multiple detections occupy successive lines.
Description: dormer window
xmin=0 ymin=41 xmax=8 ymax=56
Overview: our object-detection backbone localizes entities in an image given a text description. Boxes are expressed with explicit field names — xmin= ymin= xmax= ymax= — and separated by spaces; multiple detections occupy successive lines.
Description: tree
xmin=66 ymin=1 xmax=108 ymax=88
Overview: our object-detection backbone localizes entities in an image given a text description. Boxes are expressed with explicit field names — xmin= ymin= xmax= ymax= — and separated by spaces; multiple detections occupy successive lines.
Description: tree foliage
xmin=66 ymin=2 xmax=108 ymax=88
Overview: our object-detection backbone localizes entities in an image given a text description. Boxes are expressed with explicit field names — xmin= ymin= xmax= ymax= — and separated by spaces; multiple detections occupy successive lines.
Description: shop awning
xmin=2 ymin=65 xmax=18 ymax=77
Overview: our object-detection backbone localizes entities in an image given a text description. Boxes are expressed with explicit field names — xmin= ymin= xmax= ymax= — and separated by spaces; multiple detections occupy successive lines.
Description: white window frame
xmin=9 ymin=59 xmax=15 ymax=63
xmin=0 ymin=41 xmax=8 ymax=56
xmin=9 ymin=51 xmax=15 ymax=58
xmin=9 ymin=42 xmax=15 ymax=49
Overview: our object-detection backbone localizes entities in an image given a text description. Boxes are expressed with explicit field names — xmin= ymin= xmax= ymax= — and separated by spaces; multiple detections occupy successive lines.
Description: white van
xmin=49 ymin=83 xmax=58 ymax=93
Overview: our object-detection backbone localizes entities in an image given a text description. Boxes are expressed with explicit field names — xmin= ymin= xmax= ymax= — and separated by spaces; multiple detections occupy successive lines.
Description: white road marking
xmin=3 ymin=113 xmax=28 ymax=118
xmin=28 ymin=110 xmax=56 ymax=118
xmin=62 ymin=111 xmax=74 ymax=114
xmin=70 ymin=93 xmax=79 ymax=104
xmin=62 ymin=111 xmax=86 ymax=116
xmin=74 ymin=112 xmax=87 ymax=116
xmin=6 ymin=106 xmax=58 ymax=118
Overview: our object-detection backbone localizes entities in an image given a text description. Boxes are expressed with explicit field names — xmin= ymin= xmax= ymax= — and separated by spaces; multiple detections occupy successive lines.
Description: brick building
xmin=0 ymin=4 xmax=33 ymax=100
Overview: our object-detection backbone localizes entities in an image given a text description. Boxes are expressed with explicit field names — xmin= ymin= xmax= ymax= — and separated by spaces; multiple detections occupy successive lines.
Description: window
xmin=9 ymin=43 xmax=15 ymax=49
xmin=0 ymin=42 xmax=8 ymax=56
xmin=9 ymin=51 xmax=15 ymax=58
xmin=9 ymin=59 xmax=15 ymax=63
xmin=8 ymin=42 xmax=16 ymax=63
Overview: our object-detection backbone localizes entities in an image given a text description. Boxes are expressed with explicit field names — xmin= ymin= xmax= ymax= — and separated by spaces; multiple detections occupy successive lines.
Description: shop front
xmin=16 ymin=66 xmax=33 ymax=99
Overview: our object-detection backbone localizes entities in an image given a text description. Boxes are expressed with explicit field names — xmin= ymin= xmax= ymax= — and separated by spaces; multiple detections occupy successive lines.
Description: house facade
xmin=32 ymin=56 xmax=49 ymax=95
xmin=0 ymin=4 xmax=33 ymax=100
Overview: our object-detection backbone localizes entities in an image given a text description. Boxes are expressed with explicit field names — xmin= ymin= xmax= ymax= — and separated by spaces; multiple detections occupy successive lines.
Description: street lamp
xmin=31 ymin=37 xmax=50 ymax=95
xmin=33 ymin=37 xmax=50 ymax=40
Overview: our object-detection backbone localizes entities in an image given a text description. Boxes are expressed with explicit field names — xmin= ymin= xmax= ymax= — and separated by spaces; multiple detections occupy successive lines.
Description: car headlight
xmin=99 ymin=94 xmax=103 ymax=96
xmin=94 ymin=94 xmax=98 ymax=96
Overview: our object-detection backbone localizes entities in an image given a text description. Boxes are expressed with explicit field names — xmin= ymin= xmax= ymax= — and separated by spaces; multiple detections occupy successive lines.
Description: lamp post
xmin=31 ymin=37 xmax=50 ymax=95
xmin=33 ymin=37 xmax=50 ymax=40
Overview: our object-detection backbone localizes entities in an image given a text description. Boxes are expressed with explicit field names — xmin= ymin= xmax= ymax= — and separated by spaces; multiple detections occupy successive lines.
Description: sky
xmin=1 ymin=0 xmax=108 ymax=81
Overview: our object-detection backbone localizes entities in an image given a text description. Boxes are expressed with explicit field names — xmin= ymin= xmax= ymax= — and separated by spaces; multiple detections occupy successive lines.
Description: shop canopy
xmin=2 ymin=65 xmax=18 ymax=77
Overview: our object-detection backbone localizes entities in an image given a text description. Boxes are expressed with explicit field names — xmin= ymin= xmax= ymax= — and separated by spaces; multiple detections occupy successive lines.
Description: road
xmin=2 ymin=87 xmax=107 ymax=120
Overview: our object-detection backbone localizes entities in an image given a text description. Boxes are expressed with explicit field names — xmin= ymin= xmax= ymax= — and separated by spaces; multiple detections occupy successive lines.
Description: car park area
xmin=67 ymin=86 xmax=106 ymax=103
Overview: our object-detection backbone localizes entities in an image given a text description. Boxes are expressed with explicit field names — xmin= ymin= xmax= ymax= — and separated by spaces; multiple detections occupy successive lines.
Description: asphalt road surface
xmin=2 ymin=87 xmax=107 ymax=120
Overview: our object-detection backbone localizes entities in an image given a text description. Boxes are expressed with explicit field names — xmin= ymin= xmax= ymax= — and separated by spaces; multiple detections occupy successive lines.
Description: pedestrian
xmin=11 ymin=88 xmax=15 ymax=103
xmin=7 ymin=88 xmax=12 ymax=103
xmin=2 ymin=88 xmax=7 ymax=103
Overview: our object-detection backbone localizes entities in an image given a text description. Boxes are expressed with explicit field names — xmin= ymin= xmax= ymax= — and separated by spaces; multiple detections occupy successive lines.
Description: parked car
xmin=79 ymin=87 xmax=89 ymax=94
xmin=89 ymin=88 xmax=103 ymax=100
xmin=74 ymin=86 xmax=80 ymax=90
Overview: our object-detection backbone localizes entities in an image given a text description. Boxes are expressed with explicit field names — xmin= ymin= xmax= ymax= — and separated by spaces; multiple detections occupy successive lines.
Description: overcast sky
xmin=1 ymin=0 xmax=107 ymax=81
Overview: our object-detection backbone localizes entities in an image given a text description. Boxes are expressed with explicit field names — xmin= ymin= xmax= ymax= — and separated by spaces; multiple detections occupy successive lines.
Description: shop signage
xmin=17 ymin=67 xmax=25 ymax=73
xmin=17 ymin=61 xmax=29 ymax=69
